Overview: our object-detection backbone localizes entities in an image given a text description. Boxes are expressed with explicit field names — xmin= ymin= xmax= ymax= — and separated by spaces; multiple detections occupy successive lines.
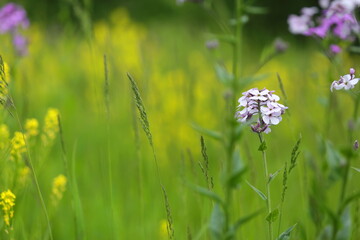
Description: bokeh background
xmin=0 ymin=0 xmax=360 ymax=239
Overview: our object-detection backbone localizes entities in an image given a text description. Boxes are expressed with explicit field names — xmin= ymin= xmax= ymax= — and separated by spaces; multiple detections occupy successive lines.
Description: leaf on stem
xmin=276 ymin=223 xmax=297 ymax=240
xmin=246 ymin=181 xmax=267 ymax=201
xmin=258 ymin=141 xmax=267 ymax=151
xmin=268 ymin=168 xmax=281 ymax=184
xmin=352 ymin=167 xmax=360 ymax=173
xmin=187 ymin=183 xmax=224 ymax=205
xmin=266 ymin=208 xmax=279 ymax=223
xmin=209 ymin=204 xmax=225 ymax=240
xmin=214 ymin=64 xmax=233 ymax=86
xmin=190 ymin=122 xmax=222 ymax=141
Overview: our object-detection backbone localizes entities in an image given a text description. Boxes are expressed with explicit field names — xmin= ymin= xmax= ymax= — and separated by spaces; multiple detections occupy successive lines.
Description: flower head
xmin=0 ymin=3 xmax=29 ymax=34
xmin=0 ymin=189 xmax=16 ymax=227
xmin=25 ymin=118 xmax=39 ymax=137
xmin=10 ymin=131 xmax=26 ymax=160
xmin=0 ymin=3 xmax=30 ymax=56
xmin=51 ymin=174 xmax=67 ymax=206
xmin=235 ymin=88 xmax=287 ymax=134
xmin=331 ymin=68 xmax=360 ymax=91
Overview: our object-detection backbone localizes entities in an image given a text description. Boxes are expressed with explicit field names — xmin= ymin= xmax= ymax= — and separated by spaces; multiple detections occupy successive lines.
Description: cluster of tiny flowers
xmin=0 ymin=189 xmax=15 ymax=227
xmin=0 ymin=3 xmax=30 ymax=56
xmin=51 ymin=174 xmax=67 ymax=206
xmin=331 ymin=68 xmax=360 ymax=91
xmin=41 ymin=108 xmax=60 ymax=146
xmin=10 ymin=131 xmax=26 ymax=160
xmin=25 ymin=118 xmax=39 ymax=137
xmin=0 ymin=124 xmax=9 ymax=149
xmin=235 ymin=88 xmax=287 ymax=134
xmin=288 ymin=0 xmax=360 ymax=53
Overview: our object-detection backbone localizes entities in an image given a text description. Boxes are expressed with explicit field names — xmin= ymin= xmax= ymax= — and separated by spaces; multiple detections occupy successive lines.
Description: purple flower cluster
xmin=288 ymin=0 xmax=360 ymax=53
xmin=235 ymin=88 xmax=288 ymax=134
xmin=0 ymin=3 xmax=30 ymax=56
xmin=331 ymin=68 xmax=360 ymax=91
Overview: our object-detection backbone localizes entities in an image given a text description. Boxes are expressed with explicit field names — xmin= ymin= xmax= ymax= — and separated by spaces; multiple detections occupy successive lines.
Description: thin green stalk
xmin=12 ymin=104 xmax=53 ymax=240
xmin=224 ymin=0 xmax=242 ymax=232
xmin=103 ymin=54 xmax=116 ymax=240
xmin=57 ymin=114 xmax=84 ymax=240
xmin=258 ymin=133 xmax=272 ymax=240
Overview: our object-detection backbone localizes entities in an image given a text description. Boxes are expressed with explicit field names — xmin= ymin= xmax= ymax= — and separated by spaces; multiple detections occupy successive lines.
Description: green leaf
xmin=258 ymin=141 xmax=267 ymax=151
xmin=190 ymin=122 xmax=222 ymax=141
xmin=276 ymin=223 xmax=297 ymax=240
xmin=336 ymin=207 xmax=351 ymax=240
xmin=227 ymin=167 xmax=247 ymax=188
xmin=244 ymin=6 xmax=268 ymax=15
xmin=317 ymin=225 xmax=333 ymax=240
xmin=352 ymin=167 xmax=360 ymax=173
xmin=266 ymin=208 xmax=279 ymax=223
xmin=341 ymin=191 xmax=360 ymax=212
xmin=268 ymin=168 xmax=281 ymax=184
xmin=227 ymin=149 xmax=247 ymax=188
xmin=246 ymin=181 xmax=267 ymax=201
xmin=188 ymin=184 xmax=224 ymax=205
xmin=214 ymin=64 xmax=233 ymax=86
xmin=325 ymin=140 xmax=345 ymax=182
xmin=239 ymin=74 xmax=270 ymax=90
xmin=209 ymin=204 xmax=225 ymax=240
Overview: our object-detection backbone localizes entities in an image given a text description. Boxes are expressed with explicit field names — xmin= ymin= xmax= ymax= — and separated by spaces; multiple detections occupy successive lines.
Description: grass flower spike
xmin=235 ymin=88 xmax=288 ymax=133
xmin=331 ymin=68 xmax=359 ymax=91
xmin=0 ymin=189 xmax=16 ymax=227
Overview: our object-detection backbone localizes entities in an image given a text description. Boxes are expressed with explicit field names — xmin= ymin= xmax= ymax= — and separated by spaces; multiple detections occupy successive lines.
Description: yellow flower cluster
xmin=0 ymin=124 xmax=9 ymax=149
xmin=42 ymin=108 xmax=59 ymax=146
xmin=18 ymin=167 xmax=31 ymax=186
xmin=10 ymin=131 xmax=26 ymax=160
xmin=0 ymin=190 xmax=16 ymax=227
xmin=51 ymin=174 xmax=67 ymax=206
xmin=25 ymin=118 xmax=39 ymax=137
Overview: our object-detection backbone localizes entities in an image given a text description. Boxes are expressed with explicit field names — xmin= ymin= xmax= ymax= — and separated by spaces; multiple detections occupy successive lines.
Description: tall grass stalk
xmin=103 ymin=54 xmax=116 ymax=240
xmin=128 ymin=73 xmax=175 ymax=239
xmin=14 ymin=107 xmax=53 ymax=240
xmin=57 ymin=114 xmax=85 ymax=240
xmin=130 ymin=83 xmax=145 ymax=238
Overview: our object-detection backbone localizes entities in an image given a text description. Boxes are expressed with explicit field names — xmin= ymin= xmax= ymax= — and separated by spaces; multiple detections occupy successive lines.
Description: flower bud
xmin=354 ymin=140 xmax=359 ymax=150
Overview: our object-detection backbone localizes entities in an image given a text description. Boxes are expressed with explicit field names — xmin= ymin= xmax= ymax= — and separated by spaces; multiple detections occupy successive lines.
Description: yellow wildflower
xmin=18 ymin=167 xmax=30 ymax=186
xmin=0 ymin=190 xmax=16 ymax=227
xmin=10 ymin=131 xmax=26 ymax=160
xmin=159 ymin=219 xmax=169 ymax=239
xmin=42 ymin=108 xmax=59 ymax=146
xmin=0 ymin=124 xmax=9 ymax=149
xmin=25 ymin=118 xmax=39 ymax=137
xmin=51 ymin=174 xmax=67 ymax=206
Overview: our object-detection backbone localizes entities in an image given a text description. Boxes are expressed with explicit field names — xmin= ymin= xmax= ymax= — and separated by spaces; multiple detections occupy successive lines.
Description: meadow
xmin=0 ymin=0 xmax=360 ymax=239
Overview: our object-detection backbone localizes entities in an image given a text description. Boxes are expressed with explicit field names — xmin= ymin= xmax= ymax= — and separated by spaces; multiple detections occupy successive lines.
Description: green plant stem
xmin=12 ymin=103 xmax=53 ymax=240
xmin=258 ymin=133 xmax=272 ymax=240
xmin=224 ymin=0 xmax=242 ymax=233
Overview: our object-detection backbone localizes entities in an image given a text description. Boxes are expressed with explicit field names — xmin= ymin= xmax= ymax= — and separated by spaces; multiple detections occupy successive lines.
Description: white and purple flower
xmin=235 ymin=88 xmax=288 ymax=134
xmin=331 ymin=68 xmax=360 ymax=91
xmin=288 ymin=0 xmax=360 ymax=42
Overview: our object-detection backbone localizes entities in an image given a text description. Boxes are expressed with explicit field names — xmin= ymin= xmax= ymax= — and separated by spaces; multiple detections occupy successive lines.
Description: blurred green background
xmin=0 ymin=0 xmax=360 ymax=240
